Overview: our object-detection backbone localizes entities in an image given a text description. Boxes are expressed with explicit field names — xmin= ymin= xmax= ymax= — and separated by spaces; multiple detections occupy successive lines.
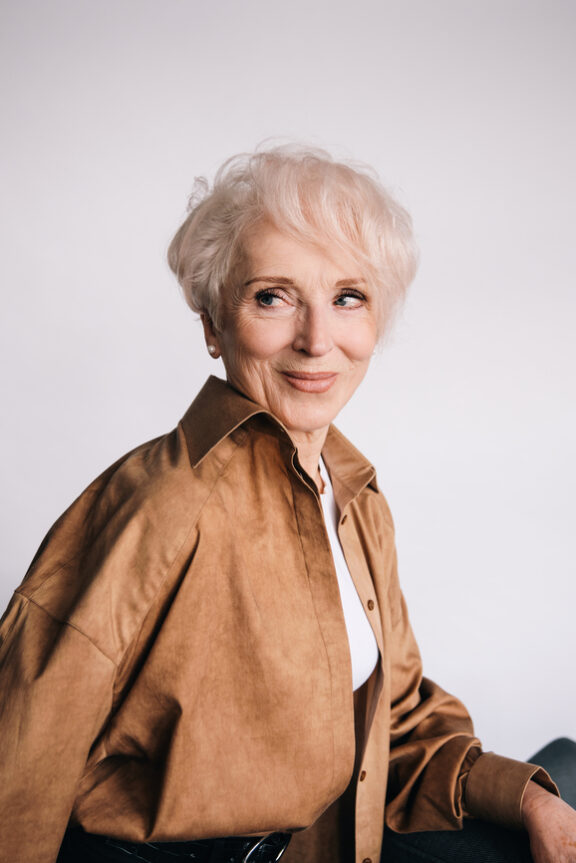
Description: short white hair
xmin=168 ymin=144 xmax=418 ymax=336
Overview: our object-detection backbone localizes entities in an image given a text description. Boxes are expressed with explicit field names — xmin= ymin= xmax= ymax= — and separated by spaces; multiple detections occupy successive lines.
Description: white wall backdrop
xmin=1 ymin=0 xmax=574 ymax=760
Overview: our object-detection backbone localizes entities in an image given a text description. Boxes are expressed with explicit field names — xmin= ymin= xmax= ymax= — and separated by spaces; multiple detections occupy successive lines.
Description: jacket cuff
xmin=464 ymin=752 xmax=559 ymax=829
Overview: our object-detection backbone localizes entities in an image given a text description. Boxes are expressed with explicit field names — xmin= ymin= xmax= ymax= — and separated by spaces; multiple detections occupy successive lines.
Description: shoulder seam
xmin=15 ymin=593 xmax=119 ymax=667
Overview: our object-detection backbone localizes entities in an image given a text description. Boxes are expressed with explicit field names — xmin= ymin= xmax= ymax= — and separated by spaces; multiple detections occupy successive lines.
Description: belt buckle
xmin=242 ymin=832 xmax=291 ymax=863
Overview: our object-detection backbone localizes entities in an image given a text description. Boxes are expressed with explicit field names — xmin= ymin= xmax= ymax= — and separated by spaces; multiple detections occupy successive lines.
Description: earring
xmin=207 ymin=345 xmax=217 ymax=357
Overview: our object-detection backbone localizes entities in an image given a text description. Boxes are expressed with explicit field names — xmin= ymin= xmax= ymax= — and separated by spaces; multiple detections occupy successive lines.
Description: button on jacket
xmin=0 ymin=376 xmax=556 ymax=863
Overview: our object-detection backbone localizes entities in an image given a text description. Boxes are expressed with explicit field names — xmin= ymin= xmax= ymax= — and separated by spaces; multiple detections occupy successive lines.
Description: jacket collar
xmin=180 ymin=376 xmax=377 ymax=501
xmin=323 ymin=425 xmax=378 ymax=507
xmin=180 ymin=376 xmax=268 ymax=467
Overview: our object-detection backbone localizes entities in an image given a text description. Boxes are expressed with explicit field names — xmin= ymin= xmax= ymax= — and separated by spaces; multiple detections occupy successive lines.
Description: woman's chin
xmin=275 ymin=404 xmax=339 ymax=439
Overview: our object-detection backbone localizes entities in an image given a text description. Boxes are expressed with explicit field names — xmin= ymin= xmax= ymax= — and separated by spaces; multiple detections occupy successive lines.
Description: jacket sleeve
xmin=0 ymin=592 xmax=115 ymax=863
xmin=382 ymin=553 xmax=558 ymax=833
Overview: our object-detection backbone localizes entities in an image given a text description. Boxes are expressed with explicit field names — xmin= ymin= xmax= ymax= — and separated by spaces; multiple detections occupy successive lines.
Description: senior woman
xmin=0 ymin=146 xmax=575 ymax=863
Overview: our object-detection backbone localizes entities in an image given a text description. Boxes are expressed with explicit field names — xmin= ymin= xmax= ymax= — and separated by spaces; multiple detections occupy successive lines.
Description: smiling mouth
xmin=281 ymin=371 xmax=338 ymax=393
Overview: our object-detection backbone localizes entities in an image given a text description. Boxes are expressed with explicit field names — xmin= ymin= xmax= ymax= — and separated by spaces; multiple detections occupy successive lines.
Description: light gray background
xmin=1 ymin=0 xmax=574 ymax=760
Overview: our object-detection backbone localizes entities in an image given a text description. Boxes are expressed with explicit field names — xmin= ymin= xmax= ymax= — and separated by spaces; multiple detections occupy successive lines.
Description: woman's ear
xmin=200 ymin=314 xmax=222 ymax=359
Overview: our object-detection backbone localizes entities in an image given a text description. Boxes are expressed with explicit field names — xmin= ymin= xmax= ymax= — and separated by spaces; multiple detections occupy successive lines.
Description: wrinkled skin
xmin=202 ymin=223 xmax=378 ymax=481
xmin=522 ymin=782 xmax=576 ymax=862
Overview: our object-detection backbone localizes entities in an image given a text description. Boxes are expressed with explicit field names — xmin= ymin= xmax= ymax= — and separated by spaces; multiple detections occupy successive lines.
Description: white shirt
xmin=319 ymin=458 xmax=379 ymax=690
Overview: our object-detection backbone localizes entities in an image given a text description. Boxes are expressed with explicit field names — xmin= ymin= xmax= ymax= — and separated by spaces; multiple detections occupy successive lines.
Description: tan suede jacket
xmin=0 ymin=376 xmax=555 ymax=863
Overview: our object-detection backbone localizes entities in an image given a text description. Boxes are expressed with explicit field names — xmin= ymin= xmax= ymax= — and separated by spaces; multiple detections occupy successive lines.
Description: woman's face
xmin=206 ymin=223 xmax=379 ymax=440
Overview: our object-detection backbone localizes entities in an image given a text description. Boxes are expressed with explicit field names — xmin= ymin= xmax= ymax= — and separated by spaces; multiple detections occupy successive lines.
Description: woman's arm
xmin=522 ymin=782 xmax=576 ymax=863
xmin=0 ymin=593 xmax=115 ymax=863
xmin=379 ymin=545 xmax=558 ymax=833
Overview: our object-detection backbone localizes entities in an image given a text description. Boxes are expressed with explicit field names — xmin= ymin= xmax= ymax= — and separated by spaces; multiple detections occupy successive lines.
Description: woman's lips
xmin=281 ymin=371 xmax=338 ymax=393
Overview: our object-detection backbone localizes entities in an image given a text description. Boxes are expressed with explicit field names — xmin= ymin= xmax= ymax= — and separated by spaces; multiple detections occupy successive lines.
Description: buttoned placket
xmin=335 ymin=500 xmax=387 ymax=863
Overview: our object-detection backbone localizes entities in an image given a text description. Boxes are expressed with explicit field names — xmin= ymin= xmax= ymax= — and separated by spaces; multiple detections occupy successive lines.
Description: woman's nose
xmin=292 ymin=306 xmax=334 ymax=356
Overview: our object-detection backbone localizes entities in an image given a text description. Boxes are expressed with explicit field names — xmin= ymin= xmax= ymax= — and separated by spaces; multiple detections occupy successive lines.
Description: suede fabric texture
xmin=0 ymin=376 xmax=557 ymax=863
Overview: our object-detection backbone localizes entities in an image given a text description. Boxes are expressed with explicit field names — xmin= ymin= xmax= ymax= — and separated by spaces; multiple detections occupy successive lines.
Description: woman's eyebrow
xmin=243 ymin=276 xmax=295 ymax=287
xmin=335 ymin=278 xmax=366 ymax=287
xmin=243 ymin=276 xmax=366 ymax=287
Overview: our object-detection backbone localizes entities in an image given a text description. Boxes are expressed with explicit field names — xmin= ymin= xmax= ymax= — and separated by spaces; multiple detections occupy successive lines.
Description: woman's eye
xmin=334 ymin=291 xmax=366 ymax=308
xmin=255 ymin=290 xmax=284 ymax=307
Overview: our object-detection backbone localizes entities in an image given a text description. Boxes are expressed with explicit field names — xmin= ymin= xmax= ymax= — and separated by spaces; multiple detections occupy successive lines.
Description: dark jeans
xmin=381 ymin=738 xmax=576 ymax=862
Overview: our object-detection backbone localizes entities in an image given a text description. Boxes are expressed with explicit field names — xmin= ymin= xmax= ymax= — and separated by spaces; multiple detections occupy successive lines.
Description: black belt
xmin=59 ymin=828 xmax=292 ymax=863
